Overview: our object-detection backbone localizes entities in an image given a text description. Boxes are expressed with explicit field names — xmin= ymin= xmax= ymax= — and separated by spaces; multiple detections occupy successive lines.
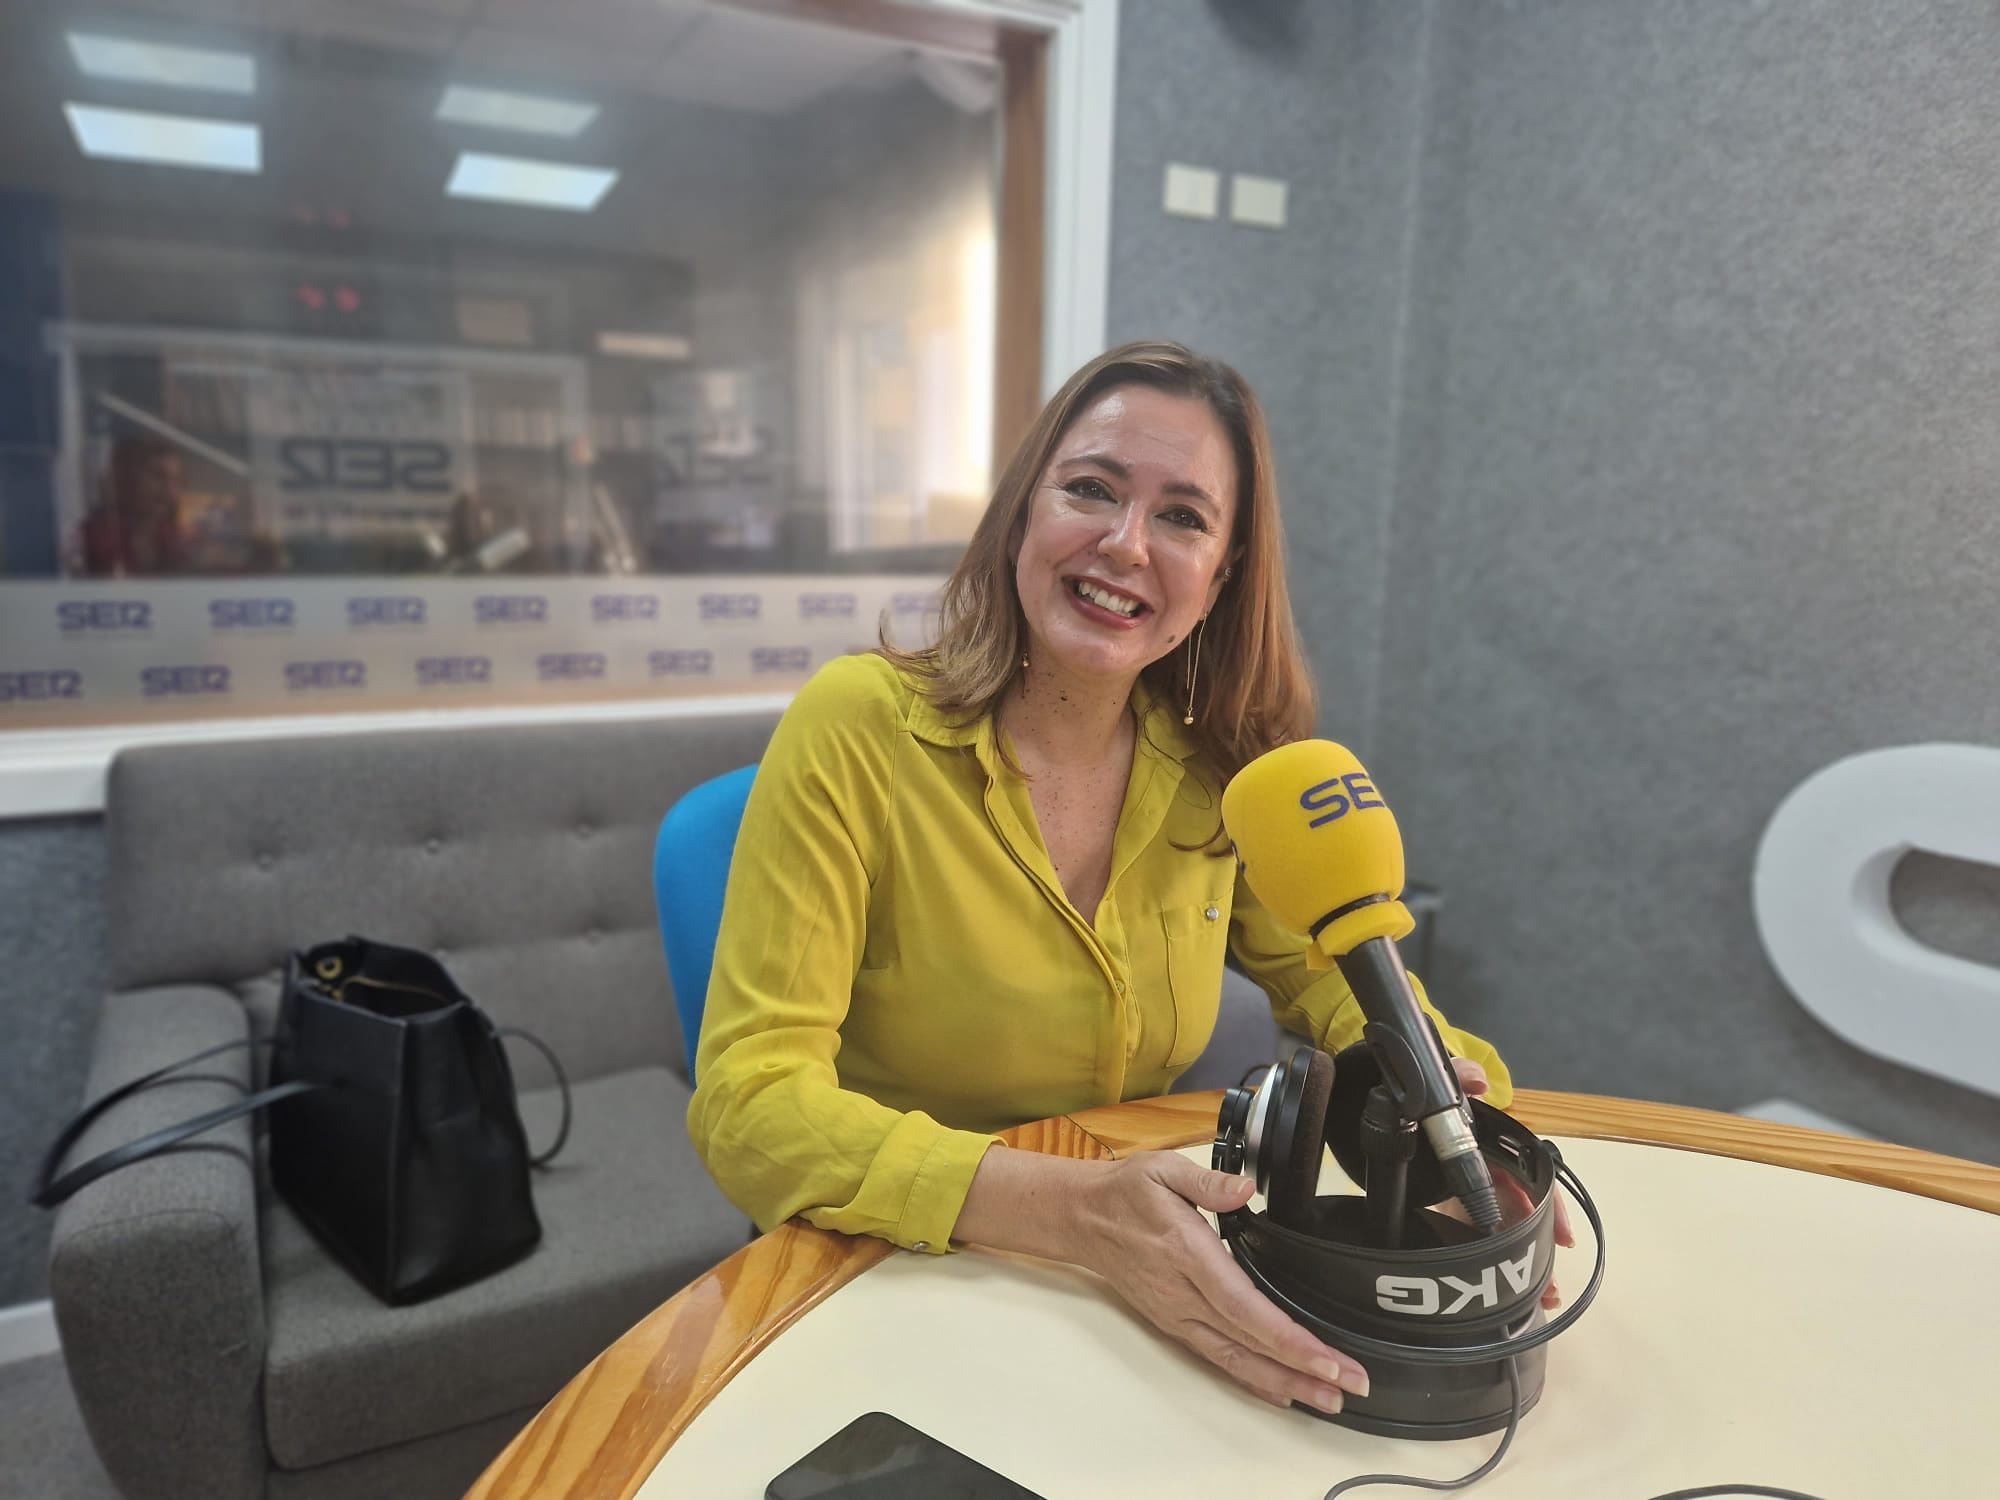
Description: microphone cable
xmin=1320 ymin=1361 xmax=1825 ymax=1500
xmin=1322 ymin=1357 xmax=1522 ymax=1499
xmin=1312 ymin=1368 xmax=1832 ymax=1496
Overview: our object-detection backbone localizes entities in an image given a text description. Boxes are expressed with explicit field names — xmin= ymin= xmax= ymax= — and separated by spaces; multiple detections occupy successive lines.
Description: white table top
xmin=641 ymin=1136 xmax=2000 ymax=1499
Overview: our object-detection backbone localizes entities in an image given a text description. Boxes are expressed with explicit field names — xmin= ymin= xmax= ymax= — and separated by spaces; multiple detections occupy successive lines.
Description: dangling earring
xmin=1183 ymin=614 xmax=1207 ymax=726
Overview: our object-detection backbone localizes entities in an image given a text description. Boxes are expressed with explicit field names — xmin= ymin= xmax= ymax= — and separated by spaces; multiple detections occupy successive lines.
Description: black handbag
xmin=34 ymin=937 xmax=571 ymax=1305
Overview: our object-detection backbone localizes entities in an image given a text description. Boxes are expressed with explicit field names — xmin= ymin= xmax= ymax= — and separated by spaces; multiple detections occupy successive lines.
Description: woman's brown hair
xmin=881 ymin=339 xmax=1315 ymax=785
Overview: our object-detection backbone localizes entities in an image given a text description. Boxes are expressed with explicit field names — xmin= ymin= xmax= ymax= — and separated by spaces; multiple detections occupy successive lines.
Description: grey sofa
xmin=49 ymin=712 xmax=775 ymax=1500
xmin=46 ymin=709 xmax=1285 ymax=1500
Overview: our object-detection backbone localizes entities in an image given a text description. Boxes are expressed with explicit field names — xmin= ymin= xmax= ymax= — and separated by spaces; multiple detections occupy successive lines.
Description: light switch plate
xmin=1163 ymin=162 xmax=1220 ymax=220
xmin=1231 ymin=173 xmax=1288 ymax=229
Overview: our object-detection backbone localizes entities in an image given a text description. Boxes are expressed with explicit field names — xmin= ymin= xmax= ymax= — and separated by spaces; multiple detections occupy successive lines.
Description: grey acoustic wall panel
xmin=1372 ymin=1 xmax=2000 ymax=1161
xmin=0 ymin=818 xmax=105 ymax=1305
xmin=1109 ymin=0 xmax=1438 ymax=750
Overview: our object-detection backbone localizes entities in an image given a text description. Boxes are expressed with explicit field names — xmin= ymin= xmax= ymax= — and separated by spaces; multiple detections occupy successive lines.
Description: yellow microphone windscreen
xmin=1221 ymin=740 xmax=1414 ymax=963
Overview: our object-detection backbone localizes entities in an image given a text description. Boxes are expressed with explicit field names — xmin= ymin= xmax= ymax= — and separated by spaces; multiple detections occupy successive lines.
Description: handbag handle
xmin=499 ymin=1027 xmax=572 ymax=1167
xmin=34 ymin=1037 xmax=259 ymax=1208
xmin=36 ymin=1014 xmax=575 ymax=1206
xmin=33 ymin=1039 xmax=322 ymax=1209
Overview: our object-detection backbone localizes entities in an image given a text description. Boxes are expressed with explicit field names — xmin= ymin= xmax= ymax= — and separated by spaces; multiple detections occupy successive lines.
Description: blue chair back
xmin=653 ymin=764 xmax=758 ymax=1073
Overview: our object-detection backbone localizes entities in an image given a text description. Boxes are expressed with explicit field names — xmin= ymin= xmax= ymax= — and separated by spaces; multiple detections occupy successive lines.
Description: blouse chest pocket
xmin=1161 ymin=899 xmax=1231 ymax=1068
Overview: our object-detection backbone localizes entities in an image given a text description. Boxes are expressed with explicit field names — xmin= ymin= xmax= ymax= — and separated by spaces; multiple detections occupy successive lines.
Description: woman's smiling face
xmin=1012 ymin=384 xmax=1238 ymax=690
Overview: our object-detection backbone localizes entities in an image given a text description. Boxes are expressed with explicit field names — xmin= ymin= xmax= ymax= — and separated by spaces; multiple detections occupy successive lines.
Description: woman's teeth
xmin=1073 ymin=580 xmax=1142 ymax=617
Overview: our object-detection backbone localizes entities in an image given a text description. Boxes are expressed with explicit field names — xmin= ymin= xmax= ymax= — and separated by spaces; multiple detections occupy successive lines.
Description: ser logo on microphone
xmin=1300 ymin=773 xmax=1386 ymax=829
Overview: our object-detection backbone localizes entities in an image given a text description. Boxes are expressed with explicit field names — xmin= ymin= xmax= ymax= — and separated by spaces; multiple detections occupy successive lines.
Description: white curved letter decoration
xmin=1753 ymin=744 xmax=2000 ymax=1099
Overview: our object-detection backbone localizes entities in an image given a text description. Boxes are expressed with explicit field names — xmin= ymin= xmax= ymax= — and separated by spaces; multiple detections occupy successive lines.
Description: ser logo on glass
xmin=277 ymin=438 xmax=452 ymax=493
xmin=285 ymin=661 xmax=366 ymax=691
xmin=416 ymin=656 xmax=491 ymax=686
xmin=592 ymin=594 xmax=659 ymax=624
xmin=648 ymin=650 xmax=712 ymax=677
xmin=57 ymin=600 xmax=150 ymax=632
xmin=798 ymin=592 xmax=856 ymax=619
xmin=347 ymin=597 xmax=427 ymax=627
xmin=699 ymin=593 xmax=761 ymax=621
xmin=751 ymin=647 xmax=811 ymax=674
xmin=0 ymin=670 xmax=83 ymax=702
xmin=211 ymin=599 xmax=296 ymax=630
xmin=1299 ymin=772 xmax=1386 ymax=829
xmin=475 ymin=595 xmax=548 ymax=626
xmin=141 ymin=666 xmax=230 ymax=697
xmin=538 ymin=653 xmax=606 ymax=681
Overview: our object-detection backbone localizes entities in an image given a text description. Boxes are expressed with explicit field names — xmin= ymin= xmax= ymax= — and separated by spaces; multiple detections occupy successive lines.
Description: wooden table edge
xmin=465 ymin=1089 xmax=2000 ymax=1499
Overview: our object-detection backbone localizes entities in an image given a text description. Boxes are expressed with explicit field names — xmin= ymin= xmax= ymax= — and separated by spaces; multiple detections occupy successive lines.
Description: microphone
xmin=1221 ymin=741 xmax=1502 ymax=1232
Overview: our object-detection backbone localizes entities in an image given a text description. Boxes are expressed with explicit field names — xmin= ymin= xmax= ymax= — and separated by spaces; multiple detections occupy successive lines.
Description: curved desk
xmin=467 ymin=1091 xmax=2000 ymax=1499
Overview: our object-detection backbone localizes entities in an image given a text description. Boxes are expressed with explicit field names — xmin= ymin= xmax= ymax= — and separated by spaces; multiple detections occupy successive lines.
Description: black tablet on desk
xmin=766 ymin=1411 xmax=1045 ymax=1499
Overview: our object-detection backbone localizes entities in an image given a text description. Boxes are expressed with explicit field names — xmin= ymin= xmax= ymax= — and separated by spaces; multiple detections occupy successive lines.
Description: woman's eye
xmin=1164 ymin=507 xmax=1210 ymax=532
xmin=1064 ymin=477 xmax=1114 ymax=501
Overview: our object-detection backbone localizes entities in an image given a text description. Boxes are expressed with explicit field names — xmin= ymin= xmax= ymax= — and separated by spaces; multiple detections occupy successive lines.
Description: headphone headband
xmin=1211 ymin=1042 xmax=1606 ymax=1382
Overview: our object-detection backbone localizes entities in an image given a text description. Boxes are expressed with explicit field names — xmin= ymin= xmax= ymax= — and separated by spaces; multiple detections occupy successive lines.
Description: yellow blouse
xmin=687 ymin=654 xmax=1512 ymax=1253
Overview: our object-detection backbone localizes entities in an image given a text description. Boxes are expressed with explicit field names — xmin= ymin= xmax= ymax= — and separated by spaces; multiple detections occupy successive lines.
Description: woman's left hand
xmin=1447 ymin=1057 xmax=1575 ymax=1309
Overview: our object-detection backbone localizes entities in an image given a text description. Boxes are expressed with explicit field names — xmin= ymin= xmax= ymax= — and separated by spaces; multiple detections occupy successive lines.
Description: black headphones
xmin=1212 ymin=1041 xmax=1607 ymax=1439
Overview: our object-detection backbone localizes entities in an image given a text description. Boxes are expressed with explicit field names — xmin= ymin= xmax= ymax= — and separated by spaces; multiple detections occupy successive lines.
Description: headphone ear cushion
xmin=1265 ymin=1046 xmax=1335 ymax=1230
xmin=1322 ymin=1042 xmax=1450 ymax=1206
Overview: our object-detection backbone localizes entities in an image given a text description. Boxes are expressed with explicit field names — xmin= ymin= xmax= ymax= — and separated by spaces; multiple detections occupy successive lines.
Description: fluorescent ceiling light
xmin=63 ymin=103 xmax=260 ymax=174
xmin=445 ymin=152 xmax=616 ymax=212
xmin=596 ymin=330 xmax=692 ymax=360
xmin=67 ymin=32 xmax=256 ymax=94
xmin=438 ymin=84 xmax=598 ymax=138
xmin=592 ymin=330 xmax=696 ymax=360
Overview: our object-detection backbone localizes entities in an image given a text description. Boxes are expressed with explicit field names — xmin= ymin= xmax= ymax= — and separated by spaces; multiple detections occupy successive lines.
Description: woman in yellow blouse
xmin=689 ymin=341 xmax=1512 ymax=1417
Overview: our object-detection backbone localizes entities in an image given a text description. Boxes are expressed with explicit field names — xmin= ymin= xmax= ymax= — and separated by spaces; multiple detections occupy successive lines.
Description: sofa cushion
xmin=261 ymin=1065 xmax=747 ymax=1471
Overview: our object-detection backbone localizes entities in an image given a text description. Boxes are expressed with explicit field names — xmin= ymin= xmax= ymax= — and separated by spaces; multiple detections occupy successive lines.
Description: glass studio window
xmin=0 ymin=0 xmax=1041 ymax=725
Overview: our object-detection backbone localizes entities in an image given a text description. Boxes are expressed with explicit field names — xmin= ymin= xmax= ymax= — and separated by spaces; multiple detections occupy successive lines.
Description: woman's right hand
xmin=1065 ymin=1151 xmax=1370 ymax=1415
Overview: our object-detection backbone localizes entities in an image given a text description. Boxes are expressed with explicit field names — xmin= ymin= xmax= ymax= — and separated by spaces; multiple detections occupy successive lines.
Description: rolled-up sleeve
xmin=686 ymin=657 xmax=999 ymax=1251
xmin=1228 ymin=865 xmax=1514 ymax=1108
